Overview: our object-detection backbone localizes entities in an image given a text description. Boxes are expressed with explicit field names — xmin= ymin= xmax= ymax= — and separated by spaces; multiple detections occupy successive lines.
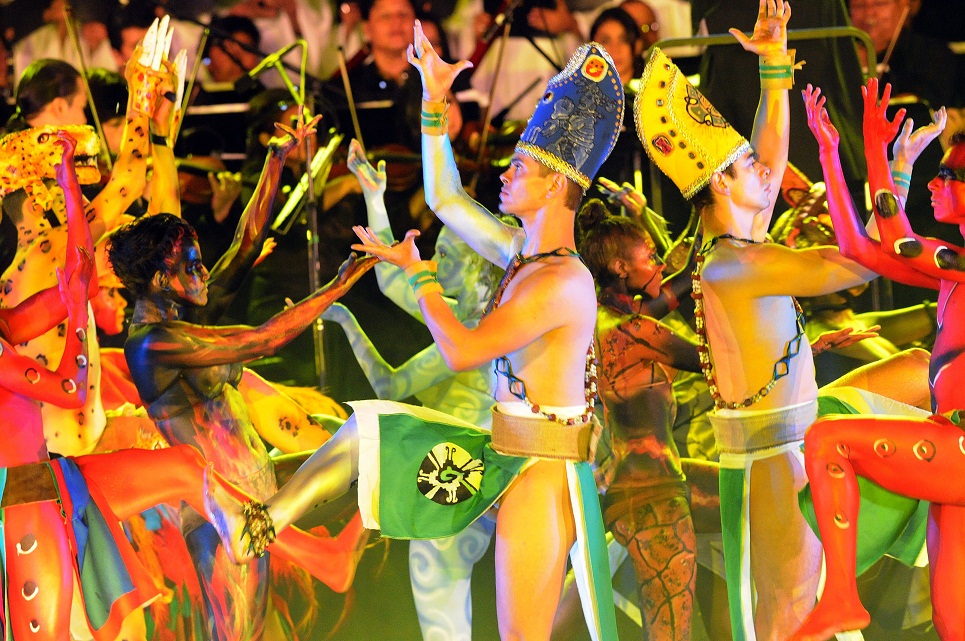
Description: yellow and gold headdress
xmin=634 ymin=48 xmax=750 ymax=199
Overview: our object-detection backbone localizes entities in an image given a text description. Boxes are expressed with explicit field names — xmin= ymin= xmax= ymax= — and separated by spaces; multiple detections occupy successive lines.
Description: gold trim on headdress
xmin=635 ymin=48 xmax=750 ymax=199
xmin=516 ymin=142 xmax=591 ymax=190
xmin=514 ymin=43 xmax=624 ymax=193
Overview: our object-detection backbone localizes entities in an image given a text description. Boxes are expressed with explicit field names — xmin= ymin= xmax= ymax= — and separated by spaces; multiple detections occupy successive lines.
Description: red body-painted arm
xmin=862 ymin=80 xmax=965 ymax=282
xmin=804 ymin=84 xmax=940 ymax=290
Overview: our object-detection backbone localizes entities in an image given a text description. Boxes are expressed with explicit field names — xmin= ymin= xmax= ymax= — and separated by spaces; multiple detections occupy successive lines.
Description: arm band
xmin=404 ymin=260 xmax=444 ymax=299
xmin=421 ymin=98 xmax=449 ymax=136
xmin=759 ymin=50 xmax=803 ymax=90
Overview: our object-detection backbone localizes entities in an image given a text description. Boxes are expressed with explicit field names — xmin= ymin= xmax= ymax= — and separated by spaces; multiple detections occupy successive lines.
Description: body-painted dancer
xmin=205 ymin=25 xmax=625 ymax=641
xmin=792 ymin=79 xmax=965 ymax=640
xmin=576 ymin=199 xmax=704 ymax=639
xmin=322 ymin=139 xmax=503 ymax=641
xmin=108 ymin=116 xmax=374 ymax=641
xmin=0 ymin=129 xmax=341 ymax=641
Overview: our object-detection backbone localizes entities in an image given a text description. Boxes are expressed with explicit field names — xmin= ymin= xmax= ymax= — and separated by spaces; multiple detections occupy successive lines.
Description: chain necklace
xmin=692 ymin=235 xmax=806 ymax=410
xmin=486 ymin=247 xmax=598 ymax=426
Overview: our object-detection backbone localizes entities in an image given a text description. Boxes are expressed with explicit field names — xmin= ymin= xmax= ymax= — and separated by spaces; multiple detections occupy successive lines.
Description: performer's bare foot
xmin=203 ymin=464 xmax=268 ymax=564
xmin=787 ymin=598 xmax=870 ymax=641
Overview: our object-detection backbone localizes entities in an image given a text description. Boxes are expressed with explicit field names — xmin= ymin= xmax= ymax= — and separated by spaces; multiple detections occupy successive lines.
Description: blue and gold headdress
xmin=515 ymin=43 xmax=624 ymax=191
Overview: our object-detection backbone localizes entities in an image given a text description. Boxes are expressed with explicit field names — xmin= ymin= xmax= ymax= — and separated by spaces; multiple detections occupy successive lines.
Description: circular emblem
xmin=581 ymin=55 xmax=608 ymax=82
xmin=417 ymin=442 xmax=484 ymax=506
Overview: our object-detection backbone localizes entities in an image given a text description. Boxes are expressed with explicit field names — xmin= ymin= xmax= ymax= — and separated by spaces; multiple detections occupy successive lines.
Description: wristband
xmin=892 ymin=170 xmax=912 ymax=191
xmin=405 ymin=260 xmax=443 ymax=299
xmin=421 ymin=98 xmax=449 ymax=136
xmin=759 ymin=50 xmax=804 ymax=90
xmin=151 ymin=133 xmax=170 ymax=147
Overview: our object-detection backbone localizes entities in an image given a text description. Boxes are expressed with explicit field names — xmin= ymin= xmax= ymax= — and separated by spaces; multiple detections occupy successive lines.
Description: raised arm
xmin=132 ymin=252 xmax=376 ymax=369
xmin=346 ymin=139 xmax=459 ymax=320
xmin=146 ymin=50 xmax=187 ymax=217
xmin=732 ymin=0 xmax=793 ymax=236
xmin=890 ymin=106 xmax=946 ymax=205
xmin=88 ymin=22 xmax=173 ymax=241
xmin=862 ymin=79 xmax=965 ymax=282
xmin=198 ymin=114 xmax=321 ymax=322
xmin=804 ymin=84 xmax=939 ymax=290
xmin=321 ymin=302 xmax=456 ymax=399
xmin=408 ymin=20 xmax=524 ymax=267
xmin=0 ymin=133 xmax=98 ymax=339
xmin=0 ymin=243 xmax=94 ymax=408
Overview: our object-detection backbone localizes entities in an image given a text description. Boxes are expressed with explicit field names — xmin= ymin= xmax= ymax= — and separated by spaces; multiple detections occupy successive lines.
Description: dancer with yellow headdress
xmin=633 ymin=1 xmax=931 ymax=638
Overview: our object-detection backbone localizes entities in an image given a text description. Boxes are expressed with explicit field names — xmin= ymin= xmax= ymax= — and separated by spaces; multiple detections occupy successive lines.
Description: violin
xmin=176 ymin=156 xmax=228 ymax=206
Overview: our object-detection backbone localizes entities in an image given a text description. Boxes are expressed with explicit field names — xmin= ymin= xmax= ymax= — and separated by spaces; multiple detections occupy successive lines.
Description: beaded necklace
xmin=485 ymin=247 xmax=598 ymax=426
xmin=691 ymin=234 xmax=806 ymax=410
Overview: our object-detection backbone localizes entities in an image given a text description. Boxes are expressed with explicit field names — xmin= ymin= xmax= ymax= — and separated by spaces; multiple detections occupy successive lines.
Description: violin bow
xmin=62 ymin=0 xmax=112 ymax=172
xmin=336 ymin=46 xmax=366 ymax=154
xmin=469 ymin=21 xmax=512 ymax=194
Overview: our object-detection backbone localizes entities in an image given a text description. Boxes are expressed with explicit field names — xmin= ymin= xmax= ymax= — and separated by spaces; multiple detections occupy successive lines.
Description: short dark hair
xmin=86 ymin=68 xmax=128 ymax=124
xmin=107 ymin=0 xmax=156 ymax=53
xmin=109 ymin=214 xmax=198 ymax=298
xmin=205 ymin=15 xmax=262 ymax=58
xmin=358 ymin=0 xmax=415 ymax=21
xmin=535 ymin=162 xmax=585 ymax=210
xmin=689 ymin=162 xmax=736 ymax=213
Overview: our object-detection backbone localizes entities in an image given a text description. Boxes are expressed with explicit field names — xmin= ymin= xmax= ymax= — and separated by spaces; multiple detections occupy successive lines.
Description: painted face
xmin=928 ymin=142 xmax=965 ymax=225
xmin=167 ymin=240 xmax=209 ymax=306
xmin=498 ymin=153 xmax=555 ymax=217
xmin=591 ymin=20 xmax=636 ymax=84
xmin=433 ymin=226 xmax=477 ymax=296
xmin=623 ymin=235 xmax=663 ymax=297
xmin=725 ymin=150 xmax=771 ymax=213
xmin=92 ymin=285 xmax=128 ymax=335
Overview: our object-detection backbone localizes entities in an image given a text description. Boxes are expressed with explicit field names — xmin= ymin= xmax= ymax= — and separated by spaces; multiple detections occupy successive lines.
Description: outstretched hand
xmin=268 ymin=108 xmax=322 ymax=157
xmin=346 ymin=139 xmax=387 ymax=199
xmin=730 ymin=0 xmax=790 ymax=58
xmin=331 ymin=250 xmax=379 ymax=291
xmin=809 ymin=325 xmax=880 ymax=355
xmin=597 ymin=177 xmax=646 ymax=217
xmin=862 ymin=78 xmax=906 ymax=149
xmin=893 ymin=106 xmax=947 ymax=169
xmin=803 ymin=84 xmax=839 ymax=150
xmin=351 ymin=226 xmax=423 ymax=269
xmin=407 ymin=20 xmax=473 ymax=101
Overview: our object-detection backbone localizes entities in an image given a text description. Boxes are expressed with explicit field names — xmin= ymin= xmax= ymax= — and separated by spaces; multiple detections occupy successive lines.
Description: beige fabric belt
xmin=490 ymin=407 xmax=600 ymax=462
xmin=709 ymin=400 xmax=817 ymax=454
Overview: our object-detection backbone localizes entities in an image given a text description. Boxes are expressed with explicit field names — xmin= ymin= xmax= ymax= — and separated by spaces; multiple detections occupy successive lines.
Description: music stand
xmin=272 ymin=132 xmax=343 ymax=235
